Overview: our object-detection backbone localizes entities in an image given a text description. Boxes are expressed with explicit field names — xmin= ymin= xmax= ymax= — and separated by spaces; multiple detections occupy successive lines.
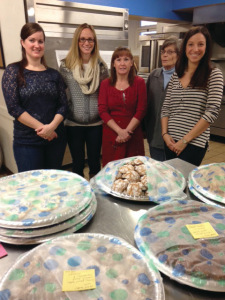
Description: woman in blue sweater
xmin=2 ymin=23 xmax=68 ymax=172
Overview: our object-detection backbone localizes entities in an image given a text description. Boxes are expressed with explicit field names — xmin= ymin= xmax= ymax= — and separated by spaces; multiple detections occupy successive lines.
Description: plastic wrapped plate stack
xmin=91 ymin=156 xmax=186 ymax=203
xmin=0 ymin=170 xmax=96 ymax=245
xmin=0 ymin=233 xmax=165 ymax=300
xmin=188 ymin=162 xmax=225 ymax=207
xmin=134 ymin=199 xmax=225 ymax=292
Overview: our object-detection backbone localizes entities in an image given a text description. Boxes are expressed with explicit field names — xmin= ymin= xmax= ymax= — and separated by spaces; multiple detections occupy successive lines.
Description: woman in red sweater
xmin=98 ymin=47 xmax=147 ymax=166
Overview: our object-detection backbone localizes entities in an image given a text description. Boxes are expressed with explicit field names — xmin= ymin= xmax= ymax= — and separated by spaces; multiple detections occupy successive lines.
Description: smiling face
xmin=113 ymin=55 xmax=133 ymax=76
xmin=21 ymin=31 xmax=45 ymax=61
xmin=161 ymin=45 xmax=178 ymax=70
xmin=78 ymin=28 xmax=95 ymax=59
xmin=185 ymin=33 xmax=206 ymax=65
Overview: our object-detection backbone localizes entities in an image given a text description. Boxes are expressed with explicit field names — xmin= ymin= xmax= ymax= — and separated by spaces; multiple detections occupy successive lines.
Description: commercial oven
xmin=139 ymin=32 xmax=185 ymax=74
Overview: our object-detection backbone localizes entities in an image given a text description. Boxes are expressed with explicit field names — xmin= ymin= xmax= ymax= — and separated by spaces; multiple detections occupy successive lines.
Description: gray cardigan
xmin=60 ymin=60 xmax=109 ymax=125
xmin=145 ymin=68 xmax=168 ymax=149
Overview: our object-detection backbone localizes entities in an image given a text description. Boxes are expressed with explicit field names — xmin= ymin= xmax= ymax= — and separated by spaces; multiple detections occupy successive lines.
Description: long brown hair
xmin=64 ymin=23 xmax=100 ymax=69
xmin=18 ymin=22 xmax=47 ymax=86
xmin=176 ymin=26 xmax=212 ymax=88
xmin=110 ymin=47 xmax=136 ymax=86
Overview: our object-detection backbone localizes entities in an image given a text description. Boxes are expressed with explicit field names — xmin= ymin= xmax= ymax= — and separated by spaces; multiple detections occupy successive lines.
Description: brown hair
xmin=64 ymin=23 xmax=100 ymax=69
xmin=176 ymin=26 xmax=212 ymax=88
xmin=110 ymin=47 xmax=136 ymax=86
xmin=18 ymin=22 xmax=47 ymax=86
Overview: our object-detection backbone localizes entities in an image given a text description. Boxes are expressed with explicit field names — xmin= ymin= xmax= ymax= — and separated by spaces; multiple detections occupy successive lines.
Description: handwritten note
xmin=186 ymin=222 xmax=219 ymax=239
xmin=0 ymin=243 xmax=8 ymax=258
xmin=62 ymin=269 xmax=96 ymax=292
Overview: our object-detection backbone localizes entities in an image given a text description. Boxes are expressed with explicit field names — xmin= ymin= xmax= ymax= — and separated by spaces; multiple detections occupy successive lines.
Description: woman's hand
xmin=163 ymin=134 xmax=176 ymax=151
xmin=173 ymin=139 xmax=188 ymax=156
xmin=35 ymin=124 xmax=55 ymax=140
xmin=47 ymin=131 xmax=58 ymax=141
xmin=116 ymin=128 xmax=131 ymax=143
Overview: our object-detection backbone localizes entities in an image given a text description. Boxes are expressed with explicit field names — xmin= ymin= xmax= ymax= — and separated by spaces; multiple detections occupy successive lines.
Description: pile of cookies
xmin=112 ymin=158 xmax=148 ymax=197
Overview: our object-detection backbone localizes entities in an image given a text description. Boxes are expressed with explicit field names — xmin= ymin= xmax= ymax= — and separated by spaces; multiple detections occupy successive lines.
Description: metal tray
xmin=0 ymin=200 xmax=97 ymax=245
xmin=91 ymin=156 xmax=186 ymax=203
xmin=0 ymin=233 xmax=165 ymax=300
xmin=188 ymin=176 xmax=225 ymax=208
xmin=189 ymin=163 xmax=225 ymax=204
xmin=0 ymin=197 xmax=96 ymax=238
xmin=135 ymin=199 xmax=225 ymax=291
xmin=0 ymin=169 xmax=94 ymax=229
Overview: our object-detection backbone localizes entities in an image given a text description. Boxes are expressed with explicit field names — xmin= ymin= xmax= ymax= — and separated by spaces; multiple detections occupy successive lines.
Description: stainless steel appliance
xmin=211 ymin=89 xmax=225 ymax=138
xmin=25 ymin=0 xmax=129 ymax=70
xmin=139 ymin=32 xmax=185 ymax=74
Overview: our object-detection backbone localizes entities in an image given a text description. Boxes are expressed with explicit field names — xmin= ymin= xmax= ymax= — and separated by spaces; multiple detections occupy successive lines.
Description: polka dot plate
xmin=189 ymin=163 xmax=225 ymax=205
xmin=0 ymin=200 xmax=97 ymax=245
xmin=91 ymin=156 xmax=186 ymax=203
xmin=0 ymin=170 xmax=94 ymax=229
xmin=134 ymin=199 xmax=225 ymax=291
xmin=0 ymin=233 xmax=165 ymax=300
xmin=188 ymin=176 xmax=225 ymax=208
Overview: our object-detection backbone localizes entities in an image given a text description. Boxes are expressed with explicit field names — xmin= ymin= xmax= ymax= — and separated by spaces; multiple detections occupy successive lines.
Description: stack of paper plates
xmin=0 ymin=170 xmax=96 ymax=244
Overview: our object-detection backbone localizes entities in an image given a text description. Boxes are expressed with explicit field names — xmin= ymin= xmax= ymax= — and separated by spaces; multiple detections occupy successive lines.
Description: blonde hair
xmin=64 ymin=23 xmax=100 ymax=69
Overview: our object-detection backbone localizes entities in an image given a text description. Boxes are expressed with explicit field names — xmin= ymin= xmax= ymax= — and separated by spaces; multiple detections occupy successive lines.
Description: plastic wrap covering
xmin=0 ymin=169 xmax=94 ymax=228
xmin=0 ymin=233 xmax=165 ymax=300
xmin=189 ymin=163 xmax=225 ymax=206
xmin=135 ymin=199 xmax=225 ymax=291
xmin=0 ymin=199 xmax=97 ymax=245
xmin=0 ymin=170 xmax=97 ymax=244
xmin=91 ymin=156 xmax=186 ymax=203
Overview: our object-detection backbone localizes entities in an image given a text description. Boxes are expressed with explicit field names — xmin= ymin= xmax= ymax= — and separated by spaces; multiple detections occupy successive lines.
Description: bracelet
xmin=162 ymin=132 xmax=168 ymax=137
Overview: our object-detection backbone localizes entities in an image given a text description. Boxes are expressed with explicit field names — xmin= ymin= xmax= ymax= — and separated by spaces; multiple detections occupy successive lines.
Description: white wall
xmin=0 ymin=0 xmax=25 ymax=173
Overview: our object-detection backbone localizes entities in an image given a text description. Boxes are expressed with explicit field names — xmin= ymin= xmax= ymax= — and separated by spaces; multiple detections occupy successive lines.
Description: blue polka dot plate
xmin=0 ymin=170 xmax=94 ymax=229
xmin=189 ymin=163 xmax=225 ymax=205
xmin=91 ymin=156 xmax=186 ymax=203
xmin=188 ymin=176 xmax=225 ymax=208
xmin=0 ymin=233 xmax=165 ymax=299
xmin=134 ymin=199 xmax=225 ymax=291
xmin=0 ymin=200 xmax=97 ymax=245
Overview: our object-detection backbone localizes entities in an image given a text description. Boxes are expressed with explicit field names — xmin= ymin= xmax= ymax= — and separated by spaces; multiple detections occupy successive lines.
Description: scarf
xmin=72 ymin=59 xmax=100 ymax=95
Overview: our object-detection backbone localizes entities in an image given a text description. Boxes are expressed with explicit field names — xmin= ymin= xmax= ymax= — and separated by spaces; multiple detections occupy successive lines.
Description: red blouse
xmin=98 ymin=76 xmax=147 ymax=124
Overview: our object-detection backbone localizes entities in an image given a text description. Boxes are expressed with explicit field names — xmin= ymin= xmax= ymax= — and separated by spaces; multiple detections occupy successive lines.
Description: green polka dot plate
xmin=135 ymin=199 xmax=225 ymax=291
xmin=0 ymin=170 xmax=94 ymax=229
xmin=189 ymin=163 xmax=225 ymax=204
xmin=0 ymin=233 xmax=165 ymax=299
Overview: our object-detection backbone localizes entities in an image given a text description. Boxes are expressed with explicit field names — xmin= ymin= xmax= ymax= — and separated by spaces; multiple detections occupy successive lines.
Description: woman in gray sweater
xmin=60 ymin=23 xmax=108 ymax=178
xmin=145 ymin=37 xmax=179 ymax=161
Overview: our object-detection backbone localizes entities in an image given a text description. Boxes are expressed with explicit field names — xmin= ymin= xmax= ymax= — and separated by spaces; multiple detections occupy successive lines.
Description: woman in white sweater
xmin=60 ymin=23 xmax=108 ymax=178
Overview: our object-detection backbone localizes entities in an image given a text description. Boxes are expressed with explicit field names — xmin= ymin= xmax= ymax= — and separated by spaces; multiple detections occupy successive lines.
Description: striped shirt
xmin=161 ymin=68 xmax=224 ymax=148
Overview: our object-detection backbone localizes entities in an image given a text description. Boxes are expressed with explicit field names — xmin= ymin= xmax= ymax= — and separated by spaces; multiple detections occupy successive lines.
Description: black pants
xmin=66 ymin=125 xmax=102 ymax=177
xmin=165 ymin=142 xmax=208 ymax=166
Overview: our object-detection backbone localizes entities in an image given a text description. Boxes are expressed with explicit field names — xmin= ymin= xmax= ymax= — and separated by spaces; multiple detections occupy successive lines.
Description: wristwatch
xmin=182 ymin=138 xmax=188 ymax=144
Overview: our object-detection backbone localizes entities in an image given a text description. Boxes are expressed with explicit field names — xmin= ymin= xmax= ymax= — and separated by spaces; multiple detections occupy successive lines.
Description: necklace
xmin=116 ymin=82 xmax=129 ymax=91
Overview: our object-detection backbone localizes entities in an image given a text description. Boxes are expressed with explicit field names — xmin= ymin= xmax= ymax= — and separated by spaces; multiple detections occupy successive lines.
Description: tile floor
xmin=0 ymin=135 xmax=225 ymax=180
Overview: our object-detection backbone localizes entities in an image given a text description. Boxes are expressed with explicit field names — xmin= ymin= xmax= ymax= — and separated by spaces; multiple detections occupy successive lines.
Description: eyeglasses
xmin=79 ymin=38 xmax=95 ymax=44
xmin=160 ymin=50 xmax=176 ymax=55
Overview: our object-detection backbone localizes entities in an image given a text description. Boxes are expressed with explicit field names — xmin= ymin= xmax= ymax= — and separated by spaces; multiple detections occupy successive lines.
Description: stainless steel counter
xmin=1 ymin=158 xmax=225 ymax=299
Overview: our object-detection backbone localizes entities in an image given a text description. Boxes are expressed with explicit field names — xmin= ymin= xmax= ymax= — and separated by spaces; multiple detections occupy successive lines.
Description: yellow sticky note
xmin=62 ymin=269 xmax=96 ymax=292
xmin=186 ymin=222 xmax=219 ymax=239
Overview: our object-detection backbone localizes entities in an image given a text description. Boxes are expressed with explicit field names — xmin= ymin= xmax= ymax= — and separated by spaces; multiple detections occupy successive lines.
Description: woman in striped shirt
xmin=161 ymin=26 xmax=223 ymax=166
